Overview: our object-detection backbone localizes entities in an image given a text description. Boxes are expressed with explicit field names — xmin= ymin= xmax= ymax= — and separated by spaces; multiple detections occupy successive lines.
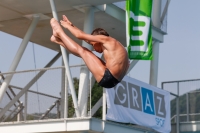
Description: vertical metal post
xmin=24 ymin=92 xmax=28 ymax=121
xmin=102 ymin=88 xmax=106 ymax=121
xmin=149 ymin=0 xmax=162 ymax=87
xmin=78 ymin=7 xmax=94 ymax=117
xmin=64 ymin=66 xmax=68 ymax=118
xmin=0 ymin=74 xmax=2 ymax=81
xmin=149 ymin=41 xmax=159 ymax=86
xmin=61 ymin=60 xmax=68 ymax=118
xmin=60 ymin=61 xmax=65 ymax=118
xmin=152 ymin=0 xmax=162 ymax=28
xmin=0 ymin=15 xmax=40 ymax=103
xmin=57 ymin=100 xmax=60 ymax=118
xmin=102 ymin=88 xmax=106 ymax=131
xmin=78 ymin=67 xmax=89 ymax=117
xmin=17 ymin=105 xmax=21 ymax=121
xmin=49 ymin=0 xmax=80 ymax=117
xmin=176 ymin=82 xmax=180 ymax=133
xmin=186 ymin=93 xmax=189 ymax=121
xmin=89 ymin=77 xmax=92 ymax=117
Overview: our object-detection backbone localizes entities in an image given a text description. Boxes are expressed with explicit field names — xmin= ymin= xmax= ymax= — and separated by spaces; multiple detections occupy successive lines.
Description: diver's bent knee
xmin=80 ymin=47 xmax=90 ymax=54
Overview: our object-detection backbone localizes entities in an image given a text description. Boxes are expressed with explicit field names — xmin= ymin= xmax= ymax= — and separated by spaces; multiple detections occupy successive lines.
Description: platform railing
xmin=0 ymin=66 xmax=93 ymax=122
xmin=162 ymin=79 xmax=200 ymax=133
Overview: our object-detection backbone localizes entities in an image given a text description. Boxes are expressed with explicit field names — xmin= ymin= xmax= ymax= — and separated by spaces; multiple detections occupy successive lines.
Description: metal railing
xmin=162 ymin=78 xmax=200 ymax=132
xmin=0 ymin=66 xmax=92 ymax=122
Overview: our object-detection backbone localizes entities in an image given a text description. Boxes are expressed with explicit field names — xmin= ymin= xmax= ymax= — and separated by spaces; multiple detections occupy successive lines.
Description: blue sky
xmin=0 ymin=0 xmax=200 ymax=91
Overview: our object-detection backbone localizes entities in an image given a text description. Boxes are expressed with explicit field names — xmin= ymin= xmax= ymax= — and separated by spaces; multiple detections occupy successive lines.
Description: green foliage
xmin=171 ymin=94 xmax=187 ymax=122
xmin=68 ymin=78 xmax=103 ymax=118
xmin=91 ymin=81 xmax=103 ymax=118
xmin=68 ymin=77 xmax=79 ymax=117
xmin=26 ymin=115 xmax=34 ymax=120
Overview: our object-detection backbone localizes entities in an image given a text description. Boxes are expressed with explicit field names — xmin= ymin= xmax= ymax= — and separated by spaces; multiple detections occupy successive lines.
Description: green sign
xmin=126 ymin=0 xmax=153 ymax=60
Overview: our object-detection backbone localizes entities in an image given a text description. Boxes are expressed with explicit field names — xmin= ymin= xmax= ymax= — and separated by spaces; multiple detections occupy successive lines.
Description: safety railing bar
xmin=9 ymin=85 xmax=61 ymax=99
xmin=172 ymin=113 xmax=200 ymax=118
xmin=162 ymin=78 xmax=200 ymax=84
xmin=0 ymin=65 xmax=86 ymax=76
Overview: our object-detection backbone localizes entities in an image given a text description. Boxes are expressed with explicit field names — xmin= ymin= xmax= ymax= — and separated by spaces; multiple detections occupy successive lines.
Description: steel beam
xmin=49 ymin=0 xmax=80 ymax=117
xmin=0 ymin=52 xmax=61 ymax=119
xmin=149 ymin=0 xmax=162 ymax=87
xmin=149 ymin=41 xmax=160 ymax=86
xmin=0 ymin=14 xmax=40 ymax=103
xmin=161 ymin=0 xmax=171 ymax=23
xmin=78 ymin=7 xmax=94 ymax=117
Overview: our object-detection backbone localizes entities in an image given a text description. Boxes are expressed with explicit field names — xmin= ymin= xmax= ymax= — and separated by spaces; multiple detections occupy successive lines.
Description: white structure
xmin=0 ymin=0 xmax=172 ymax=133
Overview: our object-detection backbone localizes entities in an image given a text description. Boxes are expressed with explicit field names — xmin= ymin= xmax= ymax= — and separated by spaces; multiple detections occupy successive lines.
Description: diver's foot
xmin=50 ymin=35 xmax=64 ymax=46
xmin=50 ymin=18 xmax=64 ymax=38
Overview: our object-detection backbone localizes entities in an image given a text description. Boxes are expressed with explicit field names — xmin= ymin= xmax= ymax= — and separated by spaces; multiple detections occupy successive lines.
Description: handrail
xmin=171 ymin=113 xmax=200 ymax=121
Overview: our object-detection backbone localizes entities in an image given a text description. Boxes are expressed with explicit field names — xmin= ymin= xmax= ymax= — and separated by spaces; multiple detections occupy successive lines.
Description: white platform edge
xmin=0 ymin=117 xmax=157 ymax=133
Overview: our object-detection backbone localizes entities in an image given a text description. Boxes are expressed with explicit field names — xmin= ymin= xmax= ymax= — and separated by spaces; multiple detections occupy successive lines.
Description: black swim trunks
xmin=98 ymin=68 xmax=120 ymax=88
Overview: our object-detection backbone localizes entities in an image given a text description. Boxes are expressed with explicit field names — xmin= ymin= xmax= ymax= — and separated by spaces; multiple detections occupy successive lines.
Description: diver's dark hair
xmin=91 ymin=28 xmax=109 ymax=36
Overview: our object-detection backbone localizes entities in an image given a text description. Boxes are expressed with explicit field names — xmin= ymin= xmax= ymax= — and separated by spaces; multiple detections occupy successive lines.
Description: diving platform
xmin=171 ymin=121 xmax=200 ymax=133
xmin=0 ymin=118 xmax=157 ymax=133
xmin=0 ymin=0 xmax=170 ymax=133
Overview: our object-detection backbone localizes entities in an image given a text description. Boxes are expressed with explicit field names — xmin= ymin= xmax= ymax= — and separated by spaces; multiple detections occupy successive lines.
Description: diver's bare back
xmin=103 ymin=37 xmax=129 ymax=81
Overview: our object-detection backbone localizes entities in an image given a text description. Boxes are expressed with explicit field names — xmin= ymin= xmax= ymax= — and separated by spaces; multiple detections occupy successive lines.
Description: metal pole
xmin=149 ymin=41 xmax=159 ymax=86
xmin=0 ymin=74 xmax=2 ymax=81
xmin=102 ymin=88 xmax=106 ymax=130
xmin=0 ymin=52 xmax=61 ymax=119
xmin=17 ymin=103 xmax=22 ymax=121
xmin=0 ymin=15 xmax=40 ymax=103
xmin=64 ymin=71 xmax=68 ymax=118
xmin=24 ymin=92 xmax=28 ymax=121
xmin=49 ymin=0 xmax=80 ymax=117
xmin=161 ymin=82 xmax=164 ymax=89
xmin=60 ymin=60 xmax=65 ymax=118
xmin=61 ymin=61 xmax=68 ymax=118
xmin=78 ymin=7 xmax=94 ymax=117
xmin=176 ymin=82 xmax=180 ymax=133
xmin=149 ymin=0 xmax=162 ymax=87
xmin=186 ymin=93 xmax=189 ymax=121
xmin=89 ymin=77 xmax=92 ymax=117
xmin=102 ymin=88 xmax=106 ymax=120
xmin=161 ymin=0 xmax=171 ymax=24
xmin=78 ymin=67 xmax=89 ymax=117
xmin=152 ymin=0 xmax=162 ymax=28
